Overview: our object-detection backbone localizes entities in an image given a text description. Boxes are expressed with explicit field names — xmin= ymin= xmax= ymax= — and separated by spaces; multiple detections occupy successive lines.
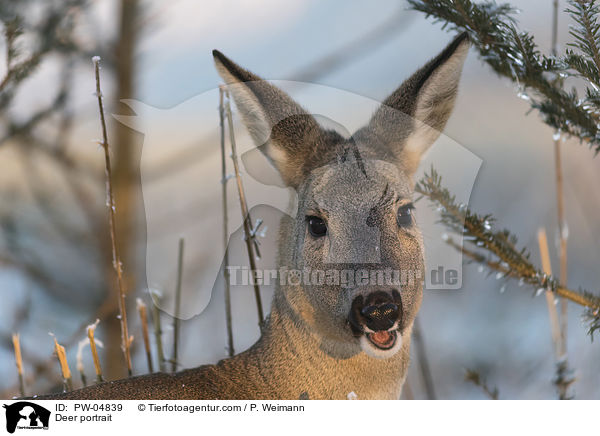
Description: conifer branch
xmin=408 ymin=0 xmax=600 ymax=153
xmin=416 ymin=168 xmax=600 ymax=338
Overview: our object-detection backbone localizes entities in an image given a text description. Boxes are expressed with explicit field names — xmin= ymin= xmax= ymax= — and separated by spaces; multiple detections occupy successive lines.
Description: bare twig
xmin=137 ymin=298 xmax=154 ymax=373
xmin=464 ymin=369 xmax=499 ymax=400
xmin=219 ymin=86 xmax=235 ymax=357
xmin=12 ymin=334 xmax=25 ymax=397
xmin=92 ymin=55 xmax=133 ymax=376
xmin=87 ymin=319 xmax=104 ymax=384
xmin=171 ymin=237 xmax=184 ymax=373
xmin=223 ymin=93 xmax=265 ymax=328
xmin=412 ymin=317 xmax=436 ymax=400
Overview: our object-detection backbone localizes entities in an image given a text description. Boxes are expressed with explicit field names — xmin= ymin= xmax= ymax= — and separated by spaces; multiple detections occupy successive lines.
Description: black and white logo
xmin=3 ymin=402 xmax=50 ymax=434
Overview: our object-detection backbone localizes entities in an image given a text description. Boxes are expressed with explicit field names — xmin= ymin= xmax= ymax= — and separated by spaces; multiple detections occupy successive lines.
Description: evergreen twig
xmin=415 ymin=168 xmax=600 ymax=337
xmin=407 ymin=0 xmax=600 ymax=153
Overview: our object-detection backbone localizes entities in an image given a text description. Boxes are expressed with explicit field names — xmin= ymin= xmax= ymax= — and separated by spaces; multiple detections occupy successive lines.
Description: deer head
xmin=214 ymin=33 xmax=469 ymax=360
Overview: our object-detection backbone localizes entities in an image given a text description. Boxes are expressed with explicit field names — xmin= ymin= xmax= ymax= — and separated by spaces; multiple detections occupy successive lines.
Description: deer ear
xmin=213 ymin=50 xmax=326 ymax=188
xmin=365 ymin=33 xmax=469 ymax=176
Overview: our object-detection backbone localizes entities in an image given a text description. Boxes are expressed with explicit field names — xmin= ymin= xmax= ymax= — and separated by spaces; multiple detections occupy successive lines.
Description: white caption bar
xmin=0 ymin=400 xmax=596 ymax=435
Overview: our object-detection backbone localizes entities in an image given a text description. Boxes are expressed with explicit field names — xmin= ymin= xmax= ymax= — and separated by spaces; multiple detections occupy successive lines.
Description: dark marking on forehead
xmin=338 ymin=142 xmax=367 ymax=178
xmin=366 ymin=183 xmax=394 ymax=228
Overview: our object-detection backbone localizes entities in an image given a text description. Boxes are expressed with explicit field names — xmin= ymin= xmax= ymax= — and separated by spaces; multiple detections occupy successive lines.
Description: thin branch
xmin=171 ymin=237 xmax=184 ymax=373
xmin=551 ymin=0 xmax=570 ymax=373
xmin=219 ymin=86 xmax=235 ymax=357
xmin=223 ymin=92 xmax=265 ymax=328
xmin=412 ymin=318 xmax=436 ymax=400
xmin=92 ymin=55 xmax=133 ymax=376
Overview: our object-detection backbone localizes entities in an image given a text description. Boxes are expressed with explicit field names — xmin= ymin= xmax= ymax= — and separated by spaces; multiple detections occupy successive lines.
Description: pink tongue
xmin=370 ymin=331 xmax=393 ymax=347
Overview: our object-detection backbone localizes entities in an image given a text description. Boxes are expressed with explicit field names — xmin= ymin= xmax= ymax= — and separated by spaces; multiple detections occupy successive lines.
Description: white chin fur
xmin=359 ymin=332 xmax=403 ymax=359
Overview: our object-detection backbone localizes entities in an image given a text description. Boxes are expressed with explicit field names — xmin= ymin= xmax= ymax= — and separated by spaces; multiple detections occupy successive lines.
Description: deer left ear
xmin=364 ymin=33 xmax=469 ymax=176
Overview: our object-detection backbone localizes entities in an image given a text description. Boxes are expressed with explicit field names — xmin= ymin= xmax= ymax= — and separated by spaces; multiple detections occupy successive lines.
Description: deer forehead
xmin=302 ymin=159 xmax=412 ymax=213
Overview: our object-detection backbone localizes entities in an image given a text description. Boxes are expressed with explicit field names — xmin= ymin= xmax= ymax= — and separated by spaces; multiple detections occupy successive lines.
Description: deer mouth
xmin=366 ymin=330 xmax=397 ymax=350
xmin=358 ymin=327 xmax=403 ymax=358
xmin=348 ymin=290 xmax=404 ymax=358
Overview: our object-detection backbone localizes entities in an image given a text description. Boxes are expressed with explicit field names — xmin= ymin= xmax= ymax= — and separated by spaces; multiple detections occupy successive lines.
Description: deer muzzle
xmin=348 ymin=290 xmax=404 ymax=358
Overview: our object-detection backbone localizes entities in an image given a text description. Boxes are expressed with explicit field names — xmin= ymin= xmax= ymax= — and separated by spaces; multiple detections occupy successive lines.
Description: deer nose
xmin=360 ymin=303 xmax=399 ymax=331
xmin=347 ymin=290 xmax=402 ymax=335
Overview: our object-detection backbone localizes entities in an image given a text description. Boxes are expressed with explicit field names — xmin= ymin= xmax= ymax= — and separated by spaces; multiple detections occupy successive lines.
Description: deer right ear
xmin=213 ymin=50 xmax=325 ymax=188
xmin=364 ymin=33 xmax=469 ymax=176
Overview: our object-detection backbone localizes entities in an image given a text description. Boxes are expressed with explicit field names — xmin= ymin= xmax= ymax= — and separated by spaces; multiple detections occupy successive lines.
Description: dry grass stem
xmin=150 ymin=289 xmax=166 ymax=372
xmin=137 ymin=298 xmax=154 ymax=373
xmin=551 ymin=0 xmax=569 ymax=370
xmin=53 ymin=337 xmax=72 ymax=392
xmin=12 ymin=333 xmax=25 ymax=397
xmin=538 ymin=228 xmax=572 ymax=399
xmin=87 ymin=319 xmax=104 ymax=383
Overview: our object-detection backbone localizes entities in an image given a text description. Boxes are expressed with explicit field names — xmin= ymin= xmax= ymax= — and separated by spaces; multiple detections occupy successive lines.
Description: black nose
xmin=348 ymin=290 xmax=402 ymax=334
xmin=361 ymin=303 xmax=399 ymax=331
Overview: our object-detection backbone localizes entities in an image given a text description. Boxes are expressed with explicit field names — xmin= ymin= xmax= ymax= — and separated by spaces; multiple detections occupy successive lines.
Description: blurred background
xmin=0 ymin=0 xmax=599 ymax=399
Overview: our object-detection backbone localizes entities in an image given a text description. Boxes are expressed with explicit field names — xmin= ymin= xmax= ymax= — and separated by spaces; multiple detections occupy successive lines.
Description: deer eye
xmin=306 ymin=216 xmax=327 ymax=237
xmin=397 ymin=204 xmax=414 ymax=227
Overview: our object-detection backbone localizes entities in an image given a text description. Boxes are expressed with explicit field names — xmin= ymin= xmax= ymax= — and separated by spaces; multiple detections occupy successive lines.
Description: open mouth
xmin=366 ymin=330 xmax=397 ymax=350
xmin=347 ymin=290 xmax=404 ymax=358
xmin=358 ymin=328 xmax=403 ymax=359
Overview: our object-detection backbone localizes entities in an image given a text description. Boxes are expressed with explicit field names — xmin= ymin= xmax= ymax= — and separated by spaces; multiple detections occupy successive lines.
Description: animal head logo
xmin=3 ymin=402 xmax=50 ymax=434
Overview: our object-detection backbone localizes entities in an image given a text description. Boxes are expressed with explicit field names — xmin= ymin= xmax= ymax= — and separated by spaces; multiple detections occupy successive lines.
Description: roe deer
xmin=40 ymin=33 xmax=469 ymax=400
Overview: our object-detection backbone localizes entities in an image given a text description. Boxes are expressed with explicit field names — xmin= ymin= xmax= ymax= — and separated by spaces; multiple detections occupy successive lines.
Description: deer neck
xmin=236 ymin=288 xmax=411 ymax=400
